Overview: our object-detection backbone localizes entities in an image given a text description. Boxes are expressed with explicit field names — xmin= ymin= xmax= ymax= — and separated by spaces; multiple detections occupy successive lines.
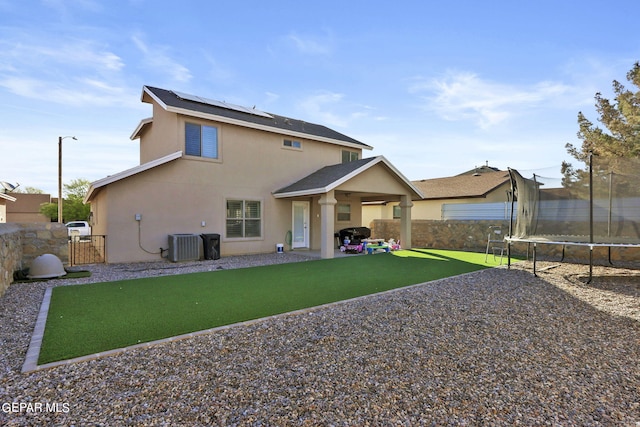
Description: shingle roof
xmin=456 ymin=165 xmax=501 ymax=176
xmin=143 ymin=86 xmax=371 ymax=149
xmin=412 ymin=170 xmax=510 ymax=200
xmin=273 ymin=156 xmax=424 ymax=199
xmin=274 ymin=158 xmax=378 ymax=196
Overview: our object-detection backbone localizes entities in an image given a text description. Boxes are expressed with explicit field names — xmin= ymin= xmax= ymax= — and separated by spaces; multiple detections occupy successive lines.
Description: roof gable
xmin=413 ymin=171 xmax=510 ymax=200
xmin=142 ymin=86 xmax=372 ymax=150
xmin=274 ymin=156 xmax=423 ymax=199
xmin=85 ymin=151 xmax=182 ymax=203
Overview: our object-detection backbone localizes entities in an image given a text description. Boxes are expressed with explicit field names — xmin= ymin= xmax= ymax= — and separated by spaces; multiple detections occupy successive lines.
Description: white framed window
xmin=393 ymin=205 xmax=401 ymax=219
xmin=185 ymin=122 xmax=218 ymax=159
xmin=226 ymin=199 xmax=262 ymax=238
xmin=283 ymin=139 xmax=302 ymax=149
xmin=337 ymin=204 xmax=351 ymax=221
xmin=342 ymin=150 xmax=359 ymax=163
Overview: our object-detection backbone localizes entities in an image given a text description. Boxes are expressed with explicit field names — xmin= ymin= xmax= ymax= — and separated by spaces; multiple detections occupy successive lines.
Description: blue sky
xmin=1 ymin=0 xmax=639 ymax=195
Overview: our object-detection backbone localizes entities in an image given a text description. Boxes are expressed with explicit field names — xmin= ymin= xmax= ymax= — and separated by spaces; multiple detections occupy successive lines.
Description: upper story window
xmin=185 ymin=122 xmax=218 ymax=159
xmin=283 ymin=139 xmax=302 ymax=149
xmin=342 ymin=150 xmax=359 ymax=163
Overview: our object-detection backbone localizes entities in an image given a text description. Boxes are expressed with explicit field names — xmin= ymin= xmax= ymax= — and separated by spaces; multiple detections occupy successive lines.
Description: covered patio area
xmin=273 ymin=156 xmax=423 ymax=258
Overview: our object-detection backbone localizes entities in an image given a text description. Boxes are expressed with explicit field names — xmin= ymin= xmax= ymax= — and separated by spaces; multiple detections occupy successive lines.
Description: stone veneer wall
xmin=0 ymin=223 xmax=68 ymax=298
xmin=0 ymin=223 xmax=22 ymax=297
xmin=371 ymin=219 xmax=512 ymax=253
xmin=370 ymin=219 xmax=639 ymax=264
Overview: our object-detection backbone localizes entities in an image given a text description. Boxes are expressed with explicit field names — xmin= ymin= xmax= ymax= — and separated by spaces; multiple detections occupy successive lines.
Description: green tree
xmin=564 ymin=62 xmax=640 ymax=181
xmin=40 ymin=178 xmax=91 ymax=222
xmin=20 ymin=186 xmax=44 ymax=194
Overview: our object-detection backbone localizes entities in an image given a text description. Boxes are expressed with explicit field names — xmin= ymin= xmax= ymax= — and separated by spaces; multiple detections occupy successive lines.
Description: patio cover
xmin=273 ymin=156 xmax=423 ymax=258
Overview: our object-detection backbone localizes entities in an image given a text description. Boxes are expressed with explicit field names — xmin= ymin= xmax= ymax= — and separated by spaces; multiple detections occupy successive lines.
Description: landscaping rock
xmin=0 ymin=254 xmax=638 ymax=425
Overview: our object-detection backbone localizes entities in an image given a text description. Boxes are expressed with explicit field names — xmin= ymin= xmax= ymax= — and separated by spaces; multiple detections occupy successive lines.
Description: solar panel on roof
xmin=172 ymin=90 xmax=200 ymax=103
xmin=171 ymin=90 xmax=273 ymax=119
xmin=197 ymin=96 xmax=228 ymax=109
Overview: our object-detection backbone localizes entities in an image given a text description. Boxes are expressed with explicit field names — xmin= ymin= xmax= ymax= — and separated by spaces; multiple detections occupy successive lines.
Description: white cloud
xmin=298 ymin=92 xmax=345 ymax=126
xmin=0 ymin=32 xmax=132 ymax=107
xmin=0 ymin=76 xmax=139 ymax=108
xmin=201 ymin=52 xmax=234 ymax=82
xmin=0 ymin=37 xmax=124 ymax=72
xmin=263 ymin=91 xmax=280 ymax=107
xmin=410 ymin=71 xmax=572 ymax=129
xmin=131 ymin=33 xmax=192 ymax=83
xmin=297 ymin=91 xmax=384 ymax=129
xmin=287 ymin=31 xmax=332 ymax=55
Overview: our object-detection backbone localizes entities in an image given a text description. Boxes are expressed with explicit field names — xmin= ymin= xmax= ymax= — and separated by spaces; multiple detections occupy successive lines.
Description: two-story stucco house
xmin=85 ymin=86 xmax=423 ymax=263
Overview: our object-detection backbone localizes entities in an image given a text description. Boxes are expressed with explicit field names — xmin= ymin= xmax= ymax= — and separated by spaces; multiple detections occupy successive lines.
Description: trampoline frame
xmin=505 ymin=153 xmax=640 ymax=283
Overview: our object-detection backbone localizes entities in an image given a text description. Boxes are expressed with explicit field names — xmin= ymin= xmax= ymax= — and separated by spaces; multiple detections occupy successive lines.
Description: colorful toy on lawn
xmin=339 ymin=238 xmax=401 ymax=254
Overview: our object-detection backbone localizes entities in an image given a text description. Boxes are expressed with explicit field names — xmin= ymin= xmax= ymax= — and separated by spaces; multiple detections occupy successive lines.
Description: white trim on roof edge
xmin=84 ymin=151 xmax=183 ymax=203
xmin=0 ymin=193 xmax=17 ymax=202
xmin=130 ymin=117 xmax=153 ymax=140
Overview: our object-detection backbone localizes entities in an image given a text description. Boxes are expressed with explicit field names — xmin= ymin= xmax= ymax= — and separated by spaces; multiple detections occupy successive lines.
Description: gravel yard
xmin=1 ymin=253 xmax=639 ymax=426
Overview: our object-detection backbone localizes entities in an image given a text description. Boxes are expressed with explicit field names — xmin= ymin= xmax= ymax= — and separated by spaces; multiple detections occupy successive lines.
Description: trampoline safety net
xmin=508 ymin=156 xmax=640 ymax=245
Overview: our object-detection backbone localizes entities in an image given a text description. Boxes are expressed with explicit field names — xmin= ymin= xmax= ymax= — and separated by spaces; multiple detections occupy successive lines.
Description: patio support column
xmin=399 ymin=195 xmax=413 ymax=249
xmin=318 ymin=190 xmax=337 ymax=259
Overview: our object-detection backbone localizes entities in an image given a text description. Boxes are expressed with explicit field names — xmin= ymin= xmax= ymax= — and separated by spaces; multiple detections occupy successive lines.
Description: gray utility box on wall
xmin=168 ymin=234 xmax=200 ymax=262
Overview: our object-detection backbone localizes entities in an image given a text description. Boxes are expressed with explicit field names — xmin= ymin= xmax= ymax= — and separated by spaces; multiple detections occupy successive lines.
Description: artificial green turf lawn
xmin=39 ymin=249 xmax=510 ymax=364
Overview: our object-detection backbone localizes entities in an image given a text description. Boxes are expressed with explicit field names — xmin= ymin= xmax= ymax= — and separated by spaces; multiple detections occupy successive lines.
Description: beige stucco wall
xmin=139 ymin=103 xmax=180 ymax=164
xmin=95 ymin=162 xmax=378 ymax=263
xmin=6 ymin=194 xmax=51 ymax=223
xmin=94 ymin=169 xmax=296 ymax=262
xmin=92 ymin=113 xmax=367 ymax=263
xmin=338 ymin=165 xmax=411 ymax=195
xmin=0 ymin=202 xmax=6 ymax=223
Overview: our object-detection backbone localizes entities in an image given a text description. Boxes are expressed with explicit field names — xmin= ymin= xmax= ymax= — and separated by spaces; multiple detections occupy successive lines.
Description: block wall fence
xmin=370 ymin=219 xmax=639 ymax=265
xmin=1 ymin=220 xmax=637 ymax=298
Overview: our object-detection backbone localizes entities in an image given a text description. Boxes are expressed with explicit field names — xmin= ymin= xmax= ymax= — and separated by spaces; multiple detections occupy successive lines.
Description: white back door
xmin=292 ymin=201 xmax=310 ymax=248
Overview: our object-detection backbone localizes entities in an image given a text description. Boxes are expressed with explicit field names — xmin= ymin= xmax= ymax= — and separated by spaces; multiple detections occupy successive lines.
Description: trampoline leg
xmin=588 ymin=245 xmax=593 ymax=284
xmin=533 ymin=243 xmax=537 ymax=277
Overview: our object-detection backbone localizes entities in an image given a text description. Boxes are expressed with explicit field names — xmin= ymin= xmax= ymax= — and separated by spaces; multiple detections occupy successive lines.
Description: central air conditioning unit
xmin=168 ymin=234 xmax=200 ymax=262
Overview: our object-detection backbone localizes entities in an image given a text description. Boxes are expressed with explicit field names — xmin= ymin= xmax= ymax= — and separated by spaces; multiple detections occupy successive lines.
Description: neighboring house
xmin=363 ymin=168 xmax=511 ymax=224
xmin=6 ymin=193 xmax=51 ymax=223
xmin=85 ymin=86 xmax=423 ymax=263
xmin=0 ymin=193 xmax=16 ymax=223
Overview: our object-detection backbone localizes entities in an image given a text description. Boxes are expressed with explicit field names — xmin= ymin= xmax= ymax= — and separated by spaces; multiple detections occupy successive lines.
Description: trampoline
xmin=506 ymin=153 xmax=640 ymax=282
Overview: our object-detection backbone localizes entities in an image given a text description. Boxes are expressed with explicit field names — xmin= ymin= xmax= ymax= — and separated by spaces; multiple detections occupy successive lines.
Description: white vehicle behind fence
xmin=65 ymin=221 xmax=91 ymax=239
